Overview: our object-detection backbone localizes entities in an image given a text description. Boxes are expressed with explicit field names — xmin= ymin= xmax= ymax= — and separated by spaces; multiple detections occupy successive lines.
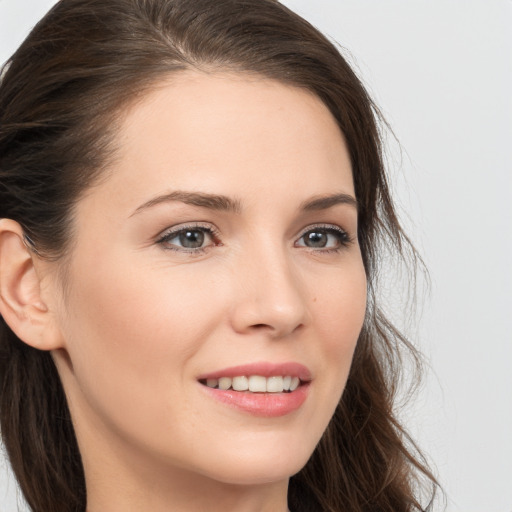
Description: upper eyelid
xmin=156 ymin=222 xmax=218 ymax=238
xmin=296 ymin=223 xmax=349 ymax=237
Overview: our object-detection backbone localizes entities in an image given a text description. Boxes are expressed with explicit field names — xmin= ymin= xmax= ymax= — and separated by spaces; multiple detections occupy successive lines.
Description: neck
xmin=85 ymin=467 xmax=290 ymax=512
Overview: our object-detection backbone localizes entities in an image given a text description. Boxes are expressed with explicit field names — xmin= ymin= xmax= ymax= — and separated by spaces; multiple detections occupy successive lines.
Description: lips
xmin=197 ymin=362 xmax=311 ymax=417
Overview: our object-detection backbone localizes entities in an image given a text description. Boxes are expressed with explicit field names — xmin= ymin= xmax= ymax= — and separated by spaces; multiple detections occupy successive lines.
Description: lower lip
xmin=200 ymin=383 xmax=310 ymax=417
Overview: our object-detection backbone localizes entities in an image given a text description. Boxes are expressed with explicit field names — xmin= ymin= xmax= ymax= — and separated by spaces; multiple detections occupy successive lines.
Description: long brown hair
xmin=0 ymin=1 xmax=439 ymax=510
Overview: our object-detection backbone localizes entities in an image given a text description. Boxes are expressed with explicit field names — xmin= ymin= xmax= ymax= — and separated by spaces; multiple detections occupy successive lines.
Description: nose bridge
xmin=230 ymin=236 xmax=308 ymax=337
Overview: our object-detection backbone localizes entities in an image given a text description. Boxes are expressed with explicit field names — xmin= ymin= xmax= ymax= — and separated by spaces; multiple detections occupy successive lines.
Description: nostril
xmin=230 ymin=290 xmax=307 ymax=337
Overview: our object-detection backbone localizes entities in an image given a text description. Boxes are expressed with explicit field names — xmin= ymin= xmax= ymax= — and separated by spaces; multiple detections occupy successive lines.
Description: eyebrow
xmin=131 ymin=191 xmax=243 ymax=217
xmin=299 ymin=193 xmax=358 ymax=212
xmin=131 ymin=190 xmax=358 ymax=217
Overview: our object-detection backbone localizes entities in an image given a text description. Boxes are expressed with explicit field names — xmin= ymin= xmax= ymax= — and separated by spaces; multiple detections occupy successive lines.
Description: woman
xmin=0 ymin=0 xmax=439 ymax=511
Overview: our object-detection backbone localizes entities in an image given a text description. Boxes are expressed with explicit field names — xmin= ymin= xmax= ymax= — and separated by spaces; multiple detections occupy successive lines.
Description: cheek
xmin=57 ymin=258 xmax=223 ymax=432
xmin=309 ymin=262 xmax=367 ymax=403
xmin=313 ymin=263 xmax=367 ymax=349
xmin=65 ymin=256 xmax=218 ymax=355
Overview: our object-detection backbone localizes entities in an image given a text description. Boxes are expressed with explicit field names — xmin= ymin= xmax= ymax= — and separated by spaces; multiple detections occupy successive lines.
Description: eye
xmin=156 ymin=224 xmax=219 ymax=252
xmin=295 ymin=225 xmax=351 ymax=251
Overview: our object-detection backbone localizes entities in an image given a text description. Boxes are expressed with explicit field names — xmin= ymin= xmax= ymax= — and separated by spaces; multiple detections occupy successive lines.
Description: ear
xmin=0 ymin=219 xmax=64 ymax=351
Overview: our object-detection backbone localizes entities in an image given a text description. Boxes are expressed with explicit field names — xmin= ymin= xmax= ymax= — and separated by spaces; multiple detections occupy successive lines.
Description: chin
xmin=204 ymin=461 xmax=306 ymax=487
xmin=193 ymin=437 xmax=314 ymax=486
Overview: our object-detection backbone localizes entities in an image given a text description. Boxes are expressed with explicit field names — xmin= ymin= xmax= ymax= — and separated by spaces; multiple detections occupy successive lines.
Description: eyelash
xmin=156 ymin=223 xmax=221 ymax=255
xmin=295 ymin=224 xmax=353 ymax=253
xmin=156 ymin=223 xmax=353 ymax=254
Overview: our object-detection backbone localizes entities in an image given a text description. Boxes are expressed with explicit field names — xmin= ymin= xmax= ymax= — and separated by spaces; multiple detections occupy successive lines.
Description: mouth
xmin=196 ymin=362 xmax=311 ymax=417
xmin=199 ymin=375 xmax=303 ymax=393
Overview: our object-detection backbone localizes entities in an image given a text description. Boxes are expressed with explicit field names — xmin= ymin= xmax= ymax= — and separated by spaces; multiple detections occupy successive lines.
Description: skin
xmin=0 ymin=71 xmax=367 ymax=512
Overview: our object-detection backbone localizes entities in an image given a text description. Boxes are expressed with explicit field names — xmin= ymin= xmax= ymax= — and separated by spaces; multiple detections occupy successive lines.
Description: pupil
xmin=306 ymin=231 xmax=327 ymax=247
xmin=179 ymin=230 xmax=204 ymax=248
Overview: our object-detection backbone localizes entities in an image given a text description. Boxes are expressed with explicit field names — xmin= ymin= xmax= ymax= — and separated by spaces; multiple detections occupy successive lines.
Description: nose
xmin=229 ymin=246 xmax=308 ymax=338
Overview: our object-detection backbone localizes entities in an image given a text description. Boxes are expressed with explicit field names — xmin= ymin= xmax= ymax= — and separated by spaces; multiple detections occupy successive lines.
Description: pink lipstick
xmin=197 ymin=362 xmax=311 ymax=417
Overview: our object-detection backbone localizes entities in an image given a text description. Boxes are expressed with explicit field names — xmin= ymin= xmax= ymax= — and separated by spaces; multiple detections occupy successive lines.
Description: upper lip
xmin=197 ymin=361 xmax=312 ymax=382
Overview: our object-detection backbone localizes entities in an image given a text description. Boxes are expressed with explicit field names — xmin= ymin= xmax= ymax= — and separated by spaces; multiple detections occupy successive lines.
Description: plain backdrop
xmin=1 ymin=1 xmax=511 ymax=511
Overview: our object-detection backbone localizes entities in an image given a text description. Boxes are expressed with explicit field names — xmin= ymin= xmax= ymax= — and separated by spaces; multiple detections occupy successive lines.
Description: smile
xmin=200 ymin=375 xmax=302 ymax=393
xmin=197 ymin=362 xmax=311 ymax=417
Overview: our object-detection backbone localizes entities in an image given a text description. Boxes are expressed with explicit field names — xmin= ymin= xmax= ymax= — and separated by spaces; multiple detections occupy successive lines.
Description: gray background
xmin=1 ymin=1 xmax=511 ymax=511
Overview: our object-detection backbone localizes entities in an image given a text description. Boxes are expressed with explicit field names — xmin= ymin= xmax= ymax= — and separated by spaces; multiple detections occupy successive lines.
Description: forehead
xmin=86 ymin=70 xmax=354 ymax=214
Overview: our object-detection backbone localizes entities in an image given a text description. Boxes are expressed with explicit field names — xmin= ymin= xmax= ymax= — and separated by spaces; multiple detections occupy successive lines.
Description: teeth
xmin=206 ymin=378 xmax=218 ymax=388
xmin=218 ymin=377 xmax=232 ymax=390
xmin=248 ymin=375 xmax=267 ymax=392
xmin=266 ymin=376 xmax=284 ymax=393
xmin=204 ymin=375 xmax=302 ymax=393
xmin=232 ymin=376 xmax=249 ymax=391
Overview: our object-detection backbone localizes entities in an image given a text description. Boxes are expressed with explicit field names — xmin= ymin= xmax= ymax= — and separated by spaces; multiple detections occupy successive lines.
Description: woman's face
xmin=49 ymin=71 xmax=367 ymax=487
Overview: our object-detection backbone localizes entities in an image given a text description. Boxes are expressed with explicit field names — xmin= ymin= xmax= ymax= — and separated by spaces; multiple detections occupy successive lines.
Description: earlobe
xmin=0 ymin=219 xmax=63 ymax=351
